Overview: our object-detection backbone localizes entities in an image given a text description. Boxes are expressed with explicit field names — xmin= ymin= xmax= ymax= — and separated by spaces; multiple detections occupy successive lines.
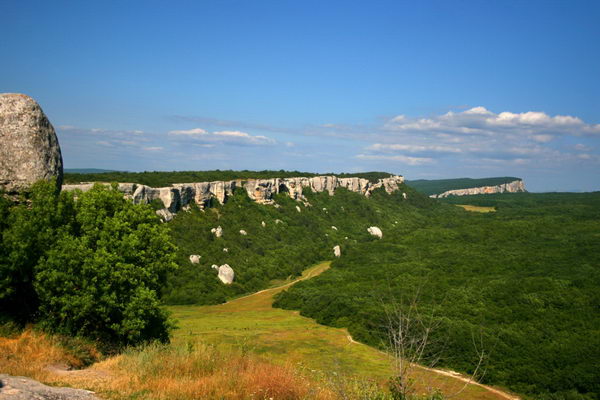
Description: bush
xmin=1 ymin=182 xmax=178 ymax=347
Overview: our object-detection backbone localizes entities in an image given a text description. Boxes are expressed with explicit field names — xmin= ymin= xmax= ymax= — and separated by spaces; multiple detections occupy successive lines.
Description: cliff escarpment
xmin=63 ymin=175 xmax=405 ymax=220
xmin=429 ymin=179 xmax=525 ymax=198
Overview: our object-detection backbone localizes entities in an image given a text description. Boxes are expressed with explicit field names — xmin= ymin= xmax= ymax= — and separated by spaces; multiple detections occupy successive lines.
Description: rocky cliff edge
xmin=63 ymin=175 xmax=404 ymax=218
xmin=429 ymin=180 xmax=525 ymax=198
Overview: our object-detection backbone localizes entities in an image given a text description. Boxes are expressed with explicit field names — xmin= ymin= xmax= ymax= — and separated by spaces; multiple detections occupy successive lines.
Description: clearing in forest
xmin=169 ymin=261 xmax=516 ymax=400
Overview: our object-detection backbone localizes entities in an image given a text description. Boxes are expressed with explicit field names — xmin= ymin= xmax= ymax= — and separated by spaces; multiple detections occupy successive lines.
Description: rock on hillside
xmin=0 ymin=93 xmax=63 ymax=194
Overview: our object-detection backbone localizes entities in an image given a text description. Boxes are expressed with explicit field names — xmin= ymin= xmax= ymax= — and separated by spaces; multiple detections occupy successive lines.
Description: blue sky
xmin=1 ymin=0 xmax=599 ymax=191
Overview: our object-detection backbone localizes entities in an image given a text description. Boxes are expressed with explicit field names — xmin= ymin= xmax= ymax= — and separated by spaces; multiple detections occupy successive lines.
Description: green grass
xmin=168 ymin=262 xmax=515 ymax=400
xmin=456 ymin=204 xmax=496 ymax=213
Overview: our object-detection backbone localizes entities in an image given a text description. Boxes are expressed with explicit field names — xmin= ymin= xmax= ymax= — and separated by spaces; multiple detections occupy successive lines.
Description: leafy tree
xmin=34 ymin=184 xmax=178 ymax=346
xmin=0 ymin=180 xmax=74 ymax=321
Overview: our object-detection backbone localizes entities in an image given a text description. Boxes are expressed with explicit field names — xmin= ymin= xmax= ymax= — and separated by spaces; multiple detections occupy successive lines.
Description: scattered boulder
xmin=367 ymin=226 xmax=383 ymax=239
xmin=275 ymin=219 xmax=283 ymax=224
xmin=402 ymin=192 xmax=407 ymax=199
xmin=296 ymin=205 xmax=301 ymax=213
xmin=331 ymin=226 xmax=338 ymax=231
xmin=218 ymin=264 xmax=235 ymax=284
xmin=211 ymin=226 xmax=223 ymax=238
xmin=223 ymin=248 xmax=228 ymax=252
xmin=189 ymin=255 xmax=201 ymax=264
xmin=333 ymin=245 xmax=341 ymax=257
xmin=239 ymin=229 xmax=247 ymax=236
xmin=211 ymin=264 xmax=219 ymax=270
xmin=261 ymin=221 xmax=266 ymax=227
xmin=156 ymin=208 xmax=173 ymax=222
xmin=0 ymin=93 xmax=64 ymax=194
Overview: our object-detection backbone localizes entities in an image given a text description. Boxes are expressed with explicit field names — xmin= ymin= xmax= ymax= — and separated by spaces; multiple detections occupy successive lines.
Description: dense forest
xmin=273 ymin=191 xmax=600 ymax=400
xmin=406 ymin=177 xmax=521 ymax=195
xmin=63 ymin=169 xmax=394 ymax=187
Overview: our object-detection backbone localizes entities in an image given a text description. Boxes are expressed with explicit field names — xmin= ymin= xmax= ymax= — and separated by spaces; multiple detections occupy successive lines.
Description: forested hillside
xmin=162 ymin=182 xmax=428 ymax=304
xmin=406 ymin=177 xmax=521 ymax=196
xmin=273 ymin=192 xmax=600 ymax=400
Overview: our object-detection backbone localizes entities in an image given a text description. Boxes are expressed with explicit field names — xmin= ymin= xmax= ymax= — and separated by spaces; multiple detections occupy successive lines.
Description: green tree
xmin=0 ymin=180 xmax=74 ymax=321
xmin=34 ymin=184 xmax=178 ymax=346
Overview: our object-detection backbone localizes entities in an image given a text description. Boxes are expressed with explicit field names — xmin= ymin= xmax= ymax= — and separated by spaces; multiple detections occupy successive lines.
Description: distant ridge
xmin=406 ymin=177 xmax=522 ymax=196
xmin=64 ymin=168 xmax=121 ymax=174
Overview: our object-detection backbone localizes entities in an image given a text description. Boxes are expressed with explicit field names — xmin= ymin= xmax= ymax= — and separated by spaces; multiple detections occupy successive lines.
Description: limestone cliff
xmin=429 ymin=180 xmax=525 ymax=198
xmin=63 ymin=175 xmax=405 ymax=216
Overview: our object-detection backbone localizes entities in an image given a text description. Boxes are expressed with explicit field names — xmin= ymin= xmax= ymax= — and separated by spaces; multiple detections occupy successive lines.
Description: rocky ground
xmin=0 ymin=375 xmax=99 ymax=400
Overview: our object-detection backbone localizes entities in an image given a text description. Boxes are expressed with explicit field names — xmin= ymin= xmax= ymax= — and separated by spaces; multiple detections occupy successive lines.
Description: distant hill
xmin=64 ymin=168 xmax=121 ymax=174
xmin=406 ymin=176 xmax=522 ymax=196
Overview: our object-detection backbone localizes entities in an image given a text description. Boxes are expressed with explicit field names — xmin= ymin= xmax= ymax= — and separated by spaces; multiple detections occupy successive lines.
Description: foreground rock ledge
xmin=0 ymin=374 xmax=99 ymax=400
xmin=0 ymin=93 xmax=63 ymax=194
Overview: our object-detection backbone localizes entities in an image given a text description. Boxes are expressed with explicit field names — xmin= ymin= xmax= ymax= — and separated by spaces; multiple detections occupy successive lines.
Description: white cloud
xmin=356 ymin=154 xmax=434 ymax=166
xmin=168 ymin=128 xmax=275 ymax=146
xmin=575 ymin=143 xmax=591 ymax=151
xmin=385 ymin=106 xmax=600 ymax=138
xmin=142 ymin=146 xmax=164 ymax=151
xmin=532 ymin=134 xmax=554 ymax=143
xmin=168 ymin=128 xmax=208 ymax=135
xmin=367 ymin=143 xmax=463 ymax=153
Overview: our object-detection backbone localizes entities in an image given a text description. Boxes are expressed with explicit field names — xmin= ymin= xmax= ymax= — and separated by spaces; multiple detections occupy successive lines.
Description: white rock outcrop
xmin=189 ymin=255 xmax=201 ymax=264
xmin=63 ymin=175 xmax=405 ymax=216
xmin=430 ymin=180 xmax=526 ymax=198
xmin=261 ymin=221 xmax=266 ymax=227
xmin=331 ymin=226 xmax=338 ymax=231
xmin=333 ymin=245 xmax=341 ymax=257
xmin=239 ymin=230 xmax=247 ymax=235
xmin=223 ymin=248 xmax=228 ymax=252
xmin=211 ymin=226 xmax=223 ymax=238
xmin=368 ymin=226 xmax=383 ymax=239
xmin=296 ymin=205 xmax=301 ymax=213
xmin=156 ymin=208 xmax=173 ymax=222
xmin=217 ymin=264 xmax=235 ymax=284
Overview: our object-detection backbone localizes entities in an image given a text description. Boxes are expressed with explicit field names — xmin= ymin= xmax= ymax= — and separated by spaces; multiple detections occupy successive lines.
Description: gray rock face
xmin=0 ymin=94 xmax=63 ymax=194
xmin=430 ymin=180 xmax=526 ymax=198
xmin=0 ymin=374 xmax=99 ymax=399
xmin=217 ymin=264 xmax=235 ymax=284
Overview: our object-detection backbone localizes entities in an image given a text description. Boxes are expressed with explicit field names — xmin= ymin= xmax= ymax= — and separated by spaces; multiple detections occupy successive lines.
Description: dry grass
xmin=0 ymin=328 xmax=98 ymax=380
xmin=0 ymin=329 xmax=336 ymax=400
xmin=99 ymin=341 xmax=335 ymax=400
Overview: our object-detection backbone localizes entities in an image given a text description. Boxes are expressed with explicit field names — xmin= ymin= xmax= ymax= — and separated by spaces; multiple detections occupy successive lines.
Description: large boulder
xmin=218 ymin=264 xmax=235 ymax=284
xmin=0 ymin=93 xmax=63 ymax=194
xmin=367 ymin=226 xmax=383 ymax=239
